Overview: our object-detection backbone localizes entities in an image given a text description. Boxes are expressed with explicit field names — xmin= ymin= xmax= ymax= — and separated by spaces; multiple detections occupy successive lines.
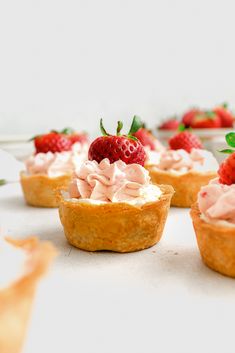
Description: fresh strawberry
xmin=218 ymin=132 xmax=235 ymax=185
xmin=218 ymin=157 xmax=235 ymax=185
xmin=158 ymin=118 xmax=180 ymax=130
xmin=213 ymin=103 xmax=234 ymax=128
xmin=190 ymin=111 xmax=221 ymax=129
xmin=133 ymin=128 xmax=157 ymax=150
xmin=34 ymin=132 xmax=72 ymax=154
xmin=182 ymin=108 xmax=202 ymax=127
xmin=88 ymin=116 xmax=146 ymax=166
xmin=169 ymin=131 xmax=203 ymax=153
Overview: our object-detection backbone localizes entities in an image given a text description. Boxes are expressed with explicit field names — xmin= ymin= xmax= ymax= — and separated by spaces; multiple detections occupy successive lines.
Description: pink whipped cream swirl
xmin=156 ymin=148 xmax=218 ymax=172
xmin=69 ymin=158 xmax=157 ymax=202
xmin=25 ymin=143 xmax=88 ymax=177
xmin=198 ymin=178 xmax=235 ymax=225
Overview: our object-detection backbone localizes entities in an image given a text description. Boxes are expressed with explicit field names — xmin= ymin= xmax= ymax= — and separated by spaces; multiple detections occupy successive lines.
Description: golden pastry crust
xmin=190 ymin=203 xmax=235 ymax=278
xmin=145 ymin=166 xmax=217 ymax=208
xmin=20 ymin=171 xmax=71 ymax=207
xmin=58 ymin=184 xmax=174 ymax=253
xmin=0 ymin=237 xmax=56 ymax=353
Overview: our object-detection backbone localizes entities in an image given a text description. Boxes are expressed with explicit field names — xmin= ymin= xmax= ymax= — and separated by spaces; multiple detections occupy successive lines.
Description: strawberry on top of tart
xmin=20 ymin=128 xmax=89 ymax=208
xmin=145 ymin=129 xmax=218 ymax=207
xmin=58 ymin=117 xmax=174 ymax=253
xmin=191 ymin=132 xmax=235 ymax=277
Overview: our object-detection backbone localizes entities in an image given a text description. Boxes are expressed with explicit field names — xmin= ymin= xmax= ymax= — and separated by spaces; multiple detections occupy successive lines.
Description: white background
xmin=1 ymin=0 xmax=235 ymax=136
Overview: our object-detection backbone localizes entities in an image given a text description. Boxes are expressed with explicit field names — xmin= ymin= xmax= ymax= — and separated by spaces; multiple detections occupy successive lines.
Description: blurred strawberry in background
xmin=133 ymin=119 xmax=165 ymax=152
xmin=190 ymin=111 xmax=221 ymax=129
xmin=158 ymin=117 xmax=180 ymax=130
xmin=133 ymin=127 xmax=157 ymax=150
xmin=213 ymin=103 xmax=234 ymax=128
xmin=69 ymin=132 xmax=89 ymax=145
xmin=158 ymin=102 xmax=234 ymax=130
xmin=181 ymin=108 xmax=202 ymax=128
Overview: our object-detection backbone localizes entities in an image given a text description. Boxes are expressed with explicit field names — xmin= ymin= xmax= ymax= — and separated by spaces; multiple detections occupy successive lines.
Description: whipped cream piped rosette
xmin=58 ymin=117 xmax=174 ymax=253
xmin=20 ymin=128 xmax=89 ymax=207
xmin=0 ymin=236 xmax=56 ymax=353
xmin=145 ymin=130 xmax=218 ymax=207
xmin=191 ymin=132 xmax=235 ymax=277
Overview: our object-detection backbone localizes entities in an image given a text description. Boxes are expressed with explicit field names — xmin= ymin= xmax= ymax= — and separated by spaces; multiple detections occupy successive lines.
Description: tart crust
xmin=58 ymin=184 xmax=174 ymax=253
xmin=145 ymin=166 xmax=217 ymax=208
xmin=20 ymin=171 xmax=71 ymax=207
xmin=0 ymin=237 xmax=56 ymax=353
xmin=190 ymin=203 xmax=235 ymax=278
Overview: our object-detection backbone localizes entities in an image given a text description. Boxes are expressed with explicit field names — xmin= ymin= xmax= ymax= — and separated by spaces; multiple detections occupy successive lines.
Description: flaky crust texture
xmin=20 ymin=171 xmax=71 ymax=208
xmin=58 ymin=184 xmax=174 ymax=253
xmin=0 ymin=237 xmax=56 ymax=353
xmin=190 ymin=203 xmax=235 ymax=278
xmin=146 ymin=166 xmax=217 ymax=208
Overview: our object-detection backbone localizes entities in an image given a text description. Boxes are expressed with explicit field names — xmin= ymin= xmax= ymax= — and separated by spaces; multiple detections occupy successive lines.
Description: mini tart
xmin=20 ymin=171 xmax=72 ymax=208
xmin=145 ymin=166 xmax=217 ymax=208
xmin=0 ymin=237 xmax=56 ymax=353
xmin=191 ymin=203 xmax=235 ymax=278
xmin=58 ymin=184 xmax=174 ymax=253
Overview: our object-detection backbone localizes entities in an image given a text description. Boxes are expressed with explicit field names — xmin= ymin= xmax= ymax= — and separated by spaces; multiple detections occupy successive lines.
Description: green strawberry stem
xmin=116 ymin=121 xmax=123 ymax=135
xmin=222 ymin=102 xmax=228 ymax=109
xmin=100 ymin=119 xmax=110 ymax=136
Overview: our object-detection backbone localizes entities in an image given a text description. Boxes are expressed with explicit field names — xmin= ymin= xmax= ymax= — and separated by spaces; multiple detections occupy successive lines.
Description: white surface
xmin=1 ymin=0 xmax=235 ymax=135
xmin=1 ymin=183 xmax=235 ymax=353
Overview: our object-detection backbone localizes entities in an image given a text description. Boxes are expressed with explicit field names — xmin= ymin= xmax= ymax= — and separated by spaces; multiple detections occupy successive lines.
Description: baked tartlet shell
xmin=146 ymin=166 xmax=217 ymax=208
xmin=191 ymin=203 xmax=235 ymax=278
xmin=20 ymin=172 xmax=71 ymax=207
xmin=0 ymin=237 xmax=56 ymax=353
xmin=58 ymin=184 xmax=174 ymax=253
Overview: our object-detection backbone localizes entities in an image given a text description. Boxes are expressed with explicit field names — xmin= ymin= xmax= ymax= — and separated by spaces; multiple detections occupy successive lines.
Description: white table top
xmin=1 ymin=182 xmax=235 ymax=353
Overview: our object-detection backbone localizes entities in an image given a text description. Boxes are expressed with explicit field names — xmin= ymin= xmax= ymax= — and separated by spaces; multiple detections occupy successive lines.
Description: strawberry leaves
xmin=99 ymin=115 xmax=143 ymax=141
xmin=226 ymin=132 xmax=235 ymax=147
xmin=128 ymin=115 xmax=143 ymax=135
xmin=220 ymin=132 xmax=235 ymax=154
xmin=220 ymin=149 xmax=234 ymax=154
